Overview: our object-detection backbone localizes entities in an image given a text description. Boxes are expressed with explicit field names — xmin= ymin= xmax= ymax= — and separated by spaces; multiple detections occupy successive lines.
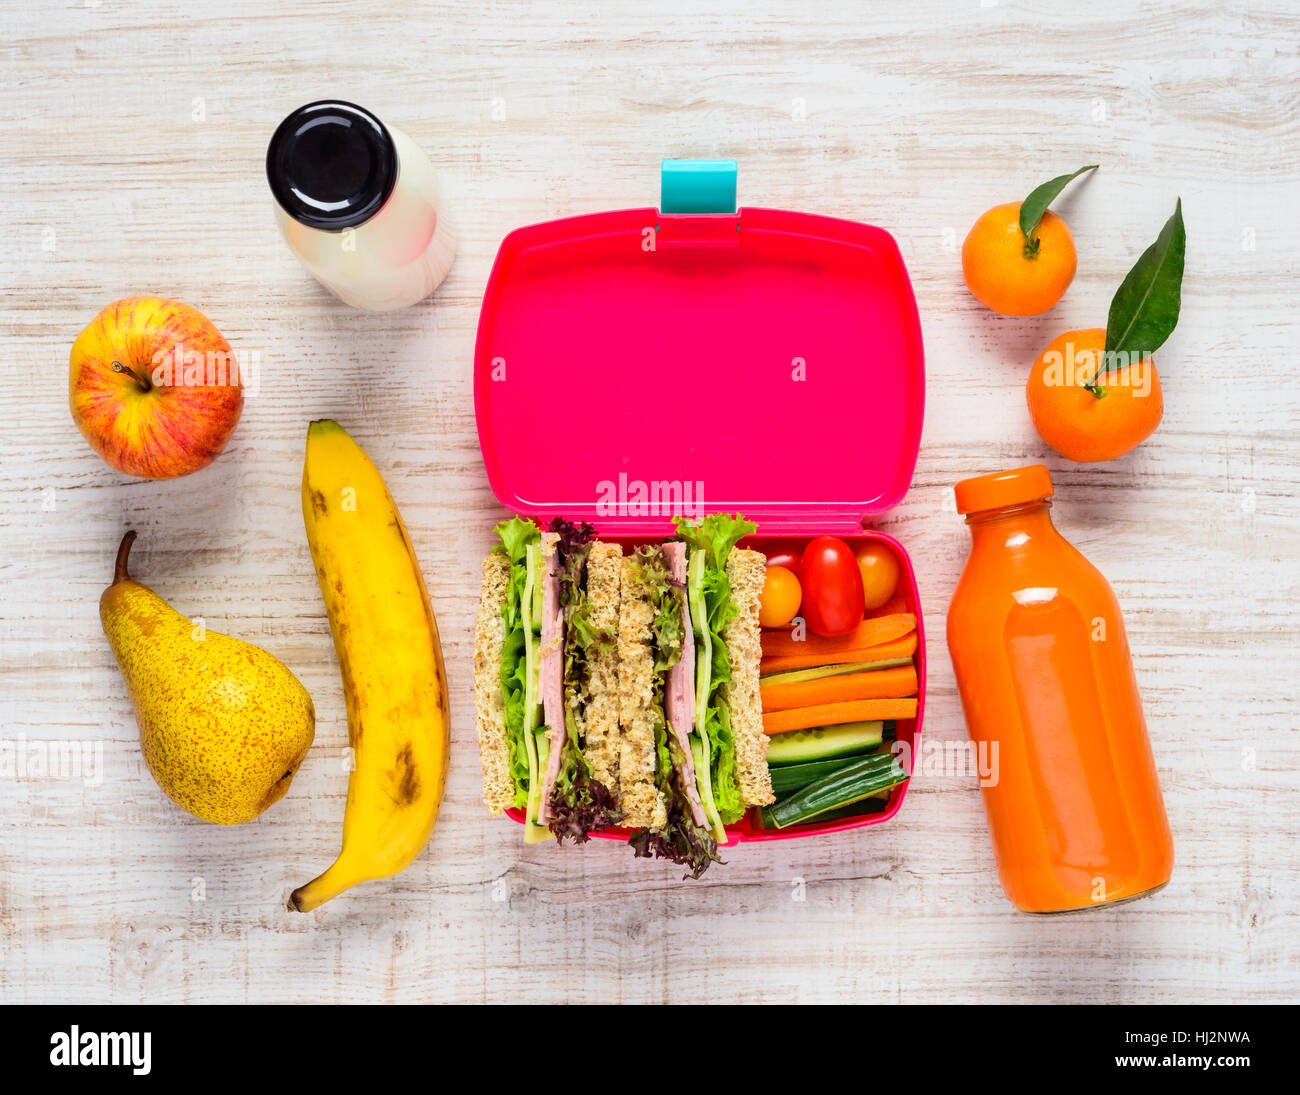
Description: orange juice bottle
xmin=947 ymin=465 xmax=1173 ymax=913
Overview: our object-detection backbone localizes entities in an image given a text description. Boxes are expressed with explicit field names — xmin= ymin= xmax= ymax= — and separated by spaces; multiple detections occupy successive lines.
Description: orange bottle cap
xmin=953 ymin=464 xmax=1053 ymax=515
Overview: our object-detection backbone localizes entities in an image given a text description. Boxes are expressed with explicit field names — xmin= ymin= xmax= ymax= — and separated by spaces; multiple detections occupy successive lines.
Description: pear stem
xmin=114 ymin=530 xmax=137 ymax=584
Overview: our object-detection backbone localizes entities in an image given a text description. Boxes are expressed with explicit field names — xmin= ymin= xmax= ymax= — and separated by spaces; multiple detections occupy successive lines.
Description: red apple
xmin=69 ymin=296 xmax=244 ymax=479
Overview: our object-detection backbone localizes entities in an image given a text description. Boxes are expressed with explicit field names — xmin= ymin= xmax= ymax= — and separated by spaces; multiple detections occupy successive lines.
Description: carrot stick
xmin=762 ymin=697 xmax=918 ymax=735
xmin=761 ymin=665 xmax=917 ymax=712
xmin=866 ymin=596 xmax=908 ymax=619
xmin=761 ymin=613 xmax=916 ymax=659
xmin=760 ymin=632 xmax=917 ymax=674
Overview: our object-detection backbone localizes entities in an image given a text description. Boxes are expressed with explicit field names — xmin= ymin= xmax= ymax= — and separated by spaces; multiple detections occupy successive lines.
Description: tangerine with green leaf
xmin=962 ymin=165 xmax=1097 ymax=316
xmin=1026 ymin=329 xmax=1163 ymax=462
xmin=1026 ymin=199 xmax=1185 ymax=463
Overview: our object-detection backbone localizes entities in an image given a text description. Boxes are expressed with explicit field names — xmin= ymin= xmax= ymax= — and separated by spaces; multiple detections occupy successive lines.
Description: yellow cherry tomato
xmin=855 ymin=542 xmax=900 ymax=612
xmin=759 ymin=565 xmax=802 ymax=628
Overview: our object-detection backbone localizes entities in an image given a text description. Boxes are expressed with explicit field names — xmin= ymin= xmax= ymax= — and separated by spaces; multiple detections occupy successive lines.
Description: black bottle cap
xmin=266 ymin=101 xmax=397 ymax=230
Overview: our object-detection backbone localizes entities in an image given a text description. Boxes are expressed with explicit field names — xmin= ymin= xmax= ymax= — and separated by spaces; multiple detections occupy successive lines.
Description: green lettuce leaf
xmin=675 ymin=514 xmax=754 ymax=827
xmin=627 ymin=545 xmax=684 ymax=671
xmin=673 ymin=512 xmax=756 ymax=571
xmin=496 ymin=517 xmax=540 ymax=809
xmin=496 ymin=515 xmax=540 ymax=564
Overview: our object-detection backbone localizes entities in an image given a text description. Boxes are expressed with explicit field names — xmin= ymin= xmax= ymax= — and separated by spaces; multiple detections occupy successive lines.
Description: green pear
xmin=100 ymin=530 xmax=315 ymax=824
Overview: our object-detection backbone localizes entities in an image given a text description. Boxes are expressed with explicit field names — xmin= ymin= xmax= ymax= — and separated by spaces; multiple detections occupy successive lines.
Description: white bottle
xmin=267 ymin=101 xmax=456 ymax=311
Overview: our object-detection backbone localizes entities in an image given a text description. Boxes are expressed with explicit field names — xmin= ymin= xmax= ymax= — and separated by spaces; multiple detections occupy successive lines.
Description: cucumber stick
xmin=765 ymin=720 xmax=894 ymax=765
xmin=522 ymin=544 xmax=542 ymax=733
xmin=521 ymin=543 xmax=547 ymax=838
xmin=760 ymin=657 xmax=911 ymax=687
xmin=802 ymin=794 xmax=893 ymax=826
xmin=688 ymin=548 xmax=710 ymax=731
xmin=524 ymin=731 xmax=552 ymax=843
xmin=690 ymin=735 xmax=725 ymax=841
xmin=686 ymin=549 xmax=726 ymax=841
xmin=770 ymin=753 xmax=885 ymax=796
xmin=528 ymin=542 xmax=543 ymax=633
xmin=761 ymin=753 xmax=907 ymax=829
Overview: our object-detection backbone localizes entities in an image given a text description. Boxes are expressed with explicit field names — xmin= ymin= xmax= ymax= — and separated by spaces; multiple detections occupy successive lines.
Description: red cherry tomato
xmin=762 ymin=540 xmax=803 ymax=573
xmin=798 ymin=536 xmax=865 ymax=637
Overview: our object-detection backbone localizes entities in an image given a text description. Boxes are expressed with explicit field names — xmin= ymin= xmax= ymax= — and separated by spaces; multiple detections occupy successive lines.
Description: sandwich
xmin=473 ymin=512 xmax=775 ymax=877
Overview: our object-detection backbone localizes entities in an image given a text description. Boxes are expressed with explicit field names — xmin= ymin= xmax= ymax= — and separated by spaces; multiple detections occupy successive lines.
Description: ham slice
xmin=662 ymin=542 xmax=707 ymax=827
xmin=537 ymin=532 xmax=566 ymax=822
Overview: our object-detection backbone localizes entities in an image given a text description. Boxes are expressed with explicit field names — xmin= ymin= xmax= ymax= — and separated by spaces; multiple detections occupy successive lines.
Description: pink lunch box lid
xmin=473 ymin=197 xmax=924 ymax=534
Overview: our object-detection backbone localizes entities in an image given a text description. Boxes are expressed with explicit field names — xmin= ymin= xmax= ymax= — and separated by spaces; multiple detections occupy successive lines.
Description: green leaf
xmin=499 ymin=560 xmax=533 ymax=807
xmin=1019 ymin=164 xmax=1098 ymax=245
xmin=494 ymin=516 xmax=539 ymax=563
xmin=1104 ymin=198 xmax=1186 ymax=359
xmin=672 ymin=512 xmax=755 ymax=571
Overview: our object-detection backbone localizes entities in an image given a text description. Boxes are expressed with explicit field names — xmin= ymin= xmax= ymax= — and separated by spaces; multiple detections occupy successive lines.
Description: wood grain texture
xmin=1 ymin=0 xmax=1297 ymax=1004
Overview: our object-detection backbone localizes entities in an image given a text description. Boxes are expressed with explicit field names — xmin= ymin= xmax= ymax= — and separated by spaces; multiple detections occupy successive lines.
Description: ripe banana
xmin=290 ymin=420 xmax=450 ymax=912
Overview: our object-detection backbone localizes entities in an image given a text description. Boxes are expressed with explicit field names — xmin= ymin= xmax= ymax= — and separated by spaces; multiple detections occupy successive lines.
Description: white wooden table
xmin=1 ymin=0 xmax=1296 ymax=1004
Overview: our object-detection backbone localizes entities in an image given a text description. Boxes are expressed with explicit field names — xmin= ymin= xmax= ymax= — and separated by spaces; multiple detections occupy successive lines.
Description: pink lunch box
xmin=473 ymin=160 xmax=926 ymax=845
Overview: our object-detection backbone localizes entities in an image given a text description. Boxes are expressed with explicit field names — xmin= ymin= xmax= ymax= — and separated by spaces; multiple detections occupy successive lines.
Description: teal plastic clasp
xmin=660 ymin=159 xmax=737 ymax=214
